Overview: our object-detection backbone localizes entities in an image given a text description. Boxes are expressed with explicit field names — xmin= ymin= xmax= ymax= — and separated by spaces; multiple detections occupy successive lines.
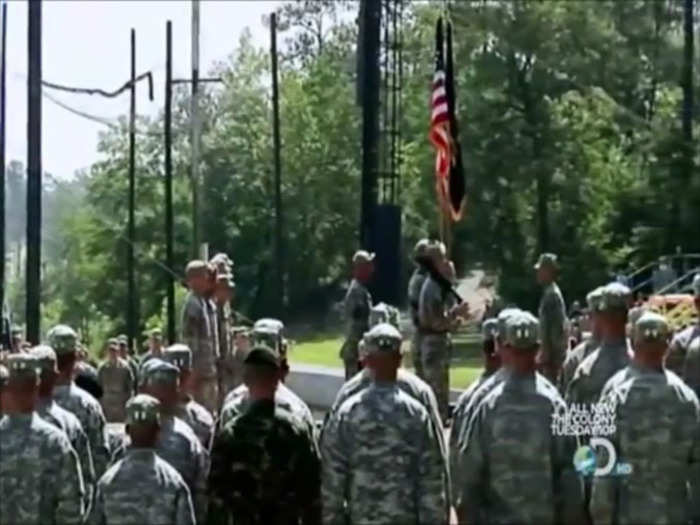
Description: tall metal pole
xmin=682 ymin=0 xmax=694 ymax=245
xmin=26 ymin=0 xmax=41 ymax=344
xmin=127 ymin=29 xmax=136 ymax=352
xmin=359 ymin=0 xmax=381 ymax=251
xmin=270 ymin=12 xmax=284 ymax=316
xmin=164 ymin=21 xmax=175 ymax=343
xmin=0 ymin=2 xmax=7 ymax=342
xmin=190 ymin=0 xmax=201 ymax=259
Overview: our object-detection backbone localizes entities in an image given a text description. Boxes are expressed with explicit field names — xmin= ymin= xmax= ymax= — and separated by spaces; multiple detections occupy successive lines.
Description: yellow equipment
xmin=644 ymin=294 xmax=698 ymax=332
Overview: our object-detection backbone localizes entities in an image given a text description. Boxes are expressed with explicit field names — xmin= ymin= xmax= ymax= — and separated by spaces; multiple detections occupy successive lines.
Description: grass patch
xmin=290 ymin=336 xmax=484 ymax=389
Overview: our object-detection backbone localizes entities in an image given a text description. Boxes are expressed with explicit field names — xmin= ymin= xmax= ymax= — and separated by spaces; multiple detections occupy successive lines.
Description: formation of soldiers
xmin=0 ymin=246 xmax=699 ymax=525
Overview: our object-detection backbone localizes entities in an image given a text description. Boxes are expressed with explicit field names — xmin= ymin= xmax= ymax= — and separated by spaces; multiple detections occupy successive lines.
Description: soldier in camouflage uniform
xmin=32 ymin=344 xmax=95 ymax=512
xmin=219 ymin=326 xmax=315 ymax=438
xmin=113 ymin=359 xmax=210 ymax=523
xmin=98 ymin=339 xmax=135 ymax=422
xmin=89 ymin=394 xmax=196 ymax=525
xmin=0 ymin=353 xmax=85 ymax=524
xmin=452 ymin=308 xmax=522 ymax=521
xmin=457 ymin=312 xmax=583 ymax=524
xmin=49 ymin=324 xmax=111 ymax=481
xmin=181 ymin=260 xmax=220 ymax=413
xmin=139 ymin=328 xmax=164 ymax=370
xmin=208 ymin=346 xmax=322 ymax=525
xmin=340 ymin=250 xmax=374 ymax=379
xmin=566 ymin=283 xmax=633 ymax=406
xmin=418 ymin=241 xmax=469 ymax=420
xmin=117 ymin=335 xmax=139 ymax=391
xmin=214 ymin=273 xmax=239 ymax=402
xmin=162 ymin=344 xmax=215 ymax=449
xmin=534 ymin=253 xmax=568 ymax=382
xmin=449 ymin=318 xmax=501 ymax=505
xmin=560 ymin=286 xmax=604 ymax=390
xmin=326 ymin=324 xmax=450 ymax=513
xmin=592 ymin=312 xmax=700 ymax=525
xmin=408 ymin=238 xmax=430 ymax=378
xmin=322 ymin=323 xmax=447 ymax=525
xmin=667 ymin=273 xmax=700 ymax=375
xmin=684 ymin=336 xmax=700 ymax=397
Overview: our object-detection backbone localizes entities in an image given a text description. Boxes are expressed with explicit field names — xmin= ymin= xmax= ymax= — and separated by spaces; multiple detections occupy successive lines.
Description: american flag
xmin=429 ymin=17 xmax=451 ymax=209
xmin=429 ymin=17 xmax=466 ymax=221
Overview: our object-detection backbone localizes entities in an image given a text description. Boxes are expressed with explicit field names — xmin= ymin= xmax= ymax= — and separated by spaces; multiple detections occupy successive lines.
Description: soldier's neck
xmin=633 ymin=354 xmax=664 ymax=372
xmin=602 ymin=330 xmax=627 ymax=347
xmin=55 ymin=371 xmax=73 ymax=386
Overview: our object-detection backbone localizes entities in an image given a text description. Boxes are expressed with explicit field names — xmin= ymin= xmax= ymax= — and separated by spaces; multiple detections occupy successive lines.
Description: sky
xmin=4 ymin=0 xmax=282 ymax=179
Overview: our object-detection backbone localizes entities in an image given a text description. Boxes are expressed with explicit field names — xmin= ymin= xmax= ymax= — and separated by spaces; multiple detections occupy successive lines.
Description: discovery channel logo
xmin=573 ymin=438 xmax=633 ymax=477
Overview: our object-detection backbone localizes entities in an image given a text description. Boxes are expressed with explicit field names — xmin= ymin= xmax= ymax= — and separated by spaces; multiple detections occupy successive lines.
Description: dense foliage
xmin=4 ymin=0 xmax=700 ymax=347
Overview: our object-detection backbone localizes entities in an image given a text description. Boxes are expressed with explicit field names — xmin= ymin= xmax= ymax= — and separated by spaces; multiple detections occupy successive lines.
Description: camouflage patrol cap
xmin=586 ymin=287 xmax=604 ymax=312
xmin=692 ymin=273 xmax=700 ymax=296
xmin=0 ymin=364 xmax=9 ymax=388
xmin=369 ymin=302 xmax=400 ymax=329
xmin=47 ymin=325 xmax=78 ymax=355
xmin=125 ymin=394 xmax=161 ymax=426
xmin=162 ymin=344 xmax=192 ymax=371
xmin=496 ymin=308 xmax=521 ymax=340
xmin=481 ymin=318 xmax=498 ymax=341
xmin=534 ymin=253 xmax=558 ymax=271
xmin=11 ymin=325 xmax=22 ymax=336
xmin=30 ymin=345 xmax=58 ymax=373
xmin=413 ymin=238 xmax=430 ymax=260
xmin=117 ymin=335 xmax=128 ymax=346
xmin=503 ymin=311 xmax=540 ymax=350
xmin=424 ymin=241 xmax=447 ymax=263
xmin=5 ymin=354 xmax=41 ymax=381
xmin=597 ymin=283 xmax=631 ymax=313
xmin=140 ymin=358 xmax=179 ymax=387
xmin=253 ymin=318 xmax=284 ymax=333
xmin=632 ymin=312 xmax=671 ymax=343
xmin=185 ymin=259 xmax=210 ymax=278
xmin=352 ymin=250 xmax=376 ymax=266
xmin=363 ymin=323 xmax=403 ymax=355
xmin=244 ymin=346 xmax=280 ymax=369
xmin=148 ymin=328 xmax=162 ymax=338
xmin=210 ymin=252 xmax=233 ymax=271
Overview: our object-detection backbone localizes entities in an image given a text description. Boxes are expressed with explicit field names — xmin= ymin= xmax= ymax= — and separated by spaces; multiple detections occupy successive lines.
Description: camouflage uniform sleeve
xmin=97 ymin=364 xmax=106 ymax=387
xmin=683 ymin=342 xmax=700 ymax=397
xmin=666 ymin=332 xmax=687 ymax=376
xmin=291 ymin=422 xmax=322 ymax=525
xmin=75 ymin=425 xmax=96 ymax=512
xmin=90 ymin=409 xmax=110 ymax=479
xmin=193 ymin=442 xmax=211 ymax=524
xmin=688 ymin=402 xmax=700 ymax=525
xmin=590 ymin=390 xmax=620 ymax=525
xmin=86 ymin=482 xmax=106 ymax=525
xmin=541 ymin=288 xmax=566 ymax=358
xmin=418 ymin=387 xmax=449 ymax=511
xmin=456 ymin=405 xmax=488 ymax=524
xmin=418 ymin=279 xmax=452 ymax=332
xmin=416 ymin=412 xmax=448 ymax=525
xmin=124 ymin=366 xmax=135 ymax=396
xmin=552 ymin=401 xmax=585 ymax=524
xmin=207 ymin=426 xmax=234 ymax=525
xmin=182 ymin=295 xmax=205 ymax=352
xmin=175 ymin=482 xmax=196 ymax=525
xmin=320 ymin=412 xmax=349 ymax=525
xmin=55 ymin=437 xmax=86 ymax=524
